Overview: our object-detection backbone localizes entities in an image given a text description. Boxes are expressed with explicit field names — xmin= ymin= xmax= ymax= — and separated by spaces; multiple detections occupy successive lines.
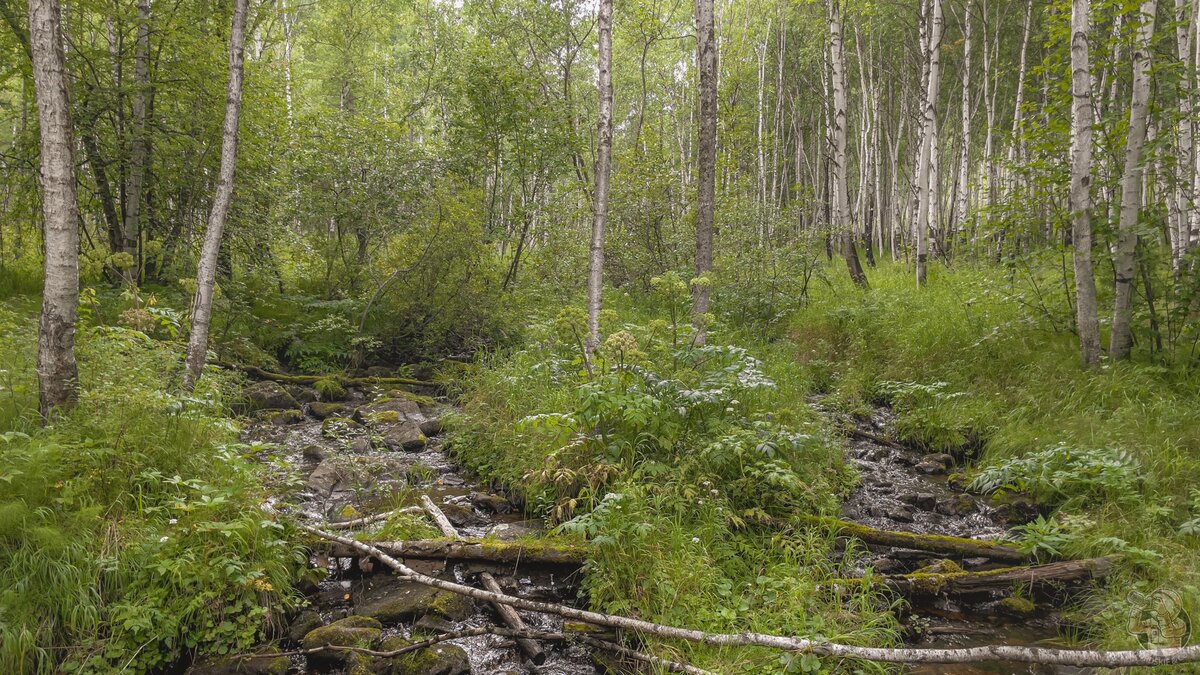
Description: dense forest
xmin=3 ymin=0 xmax=1200 ymax=670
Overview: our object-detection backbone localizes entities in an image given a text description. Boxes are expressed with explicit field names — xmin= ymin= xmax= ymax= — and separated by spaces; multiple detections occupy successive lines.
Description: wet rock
xmin=287 ymin=609 xmax=324 ymax=644
xmin=355 ymin=580 xmax=474 ymax=624
xmin=185 ymin=654 xmax=290 ymax=675
xmin=266 ymin=409 xmax=306 ymax=426
xmin=310 ymin=401 xmax=348 ymax=420
xmin=349 ymin=437 xmax=373 ymax=454
xmin=355 ymin=398 xmax=422 ymax=424
xmin=885 ymin=505 xmax=915 ymax=523
xmin=438 ymin=503 xmax=482 ymax=527
xmin=302 ymin=616 xmax=382 ymax=668
xmin=309 ymin=458 xmax=352 ymax=494
xmin=322 ymin=416 xmax=364 ymax=438
xmin=998 ymin=595 xmax=1037 ymax=616
xmin=470 ymin=492 xmax=513 ymax=515
xmin=302 ymin=444 xmax=327 ymax=462
xmin=418 ymin=415 xmax=444 ymax=437
xmin=243 ymin=381 xmax=300 ymax=412
xmin=899 ymin=492 xmax=937 ymax=511
xmin=935 ymin=494 xmax=977 ymax=516
xmin=916 ymin=453 xmax=955 ymax=474
xmin=415 ymin=614 xmax=457 ymax=634
xmin=991 ymin=492 xmax=1041 ymax=524
xmin=374 ymin=636 xmax=471 ymax=675
xmin=286 ymin=384 xmax=319 ymax=403
xmin=380 ymin=421 xmax=428 ymax=451
xmin=486 ymin=520 xmax=544 ymax=540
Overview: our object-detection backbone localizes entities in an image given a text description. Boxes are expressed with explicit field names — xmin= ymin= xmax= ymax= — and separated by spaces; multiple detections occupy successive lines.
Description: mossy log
xmin=789 ymin=515 xmax=1028 ymax=563
xmin=834 ymin=557 xmax=1115 ymax=595
xmin=318 ymin=538 xmax=585 ymax=566
xmin=218 ymin=362 xmax=439 ymax=390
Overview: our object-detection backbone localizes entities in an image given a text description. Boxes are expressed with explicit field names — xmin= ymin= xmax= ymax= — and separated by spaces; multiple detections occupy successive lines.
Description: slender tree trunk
xmin=693 ymin=0 xmax=716 ymax=343
xmin=915 ymin=0 xmax=944 ymax=287
xmin=829 ymin=0 xmax=868 ymax=286
xmin=29 ymin=0 xmax=79 ymax=420
xmin=955 ymin=1 xmax=973 ymax=241
xmin=1110 ymin=0 xmax=1157 ymax=360
xmin=1173 ymin=0 xmax=1195 ymax=273
xmin=1070 ymin=0 xmax=1101 ymax=364
xmin=183 ymin=0 xmax=248 ymax=388
xmin=586 ymin=0 xmax=613 ymax=358
xmin=122 ymin=0 xmax=151 ymax=265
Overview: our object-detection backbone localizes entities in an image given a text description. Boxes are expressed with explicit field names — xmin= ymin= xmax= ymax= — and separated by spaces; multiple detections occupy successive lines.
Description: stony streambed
xmin=833 ymin=406 xmax=1092 ymax=675
xmin=232 ymin=379 xmax=599 ymax=675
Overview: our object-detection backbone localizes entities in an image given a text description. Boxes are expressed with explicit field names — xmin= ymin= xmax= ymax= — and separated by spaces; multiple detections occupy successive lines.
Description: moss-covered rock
xmin=999 ymin=595 xmax=1037 ymax=615
xmin=185 ymin=653 xmax=291 ymax=675
xmin=380 ymin=422 xmax=427 ymax=451
xmin=286 ymin=609 xmax=324 ymax=643
xmin=373 ymin=636 xmax=471 ymax=675
xmin=354 ymin=582 xmax=473 ymax=623
xmin=242 ymin=381 xmax=300 ymax=412
xmin=310 ymin=401 xmax=348 ymax=420
xmin=354 ymin=398 xmax=422 ymax=423
xmin=260 ymin=409 xmax=305 ymax=426
xmin=301 ymin=616 xmax=383 ymax=668
xmin=315 ymin=377 xmax=349 ymax=401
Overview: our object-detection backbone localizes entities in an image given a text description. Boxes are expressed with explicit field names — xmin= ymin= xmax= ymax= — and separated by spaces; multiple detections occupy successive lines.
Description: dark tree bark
xmin=693 ymin=0 xmax=716 ymax=343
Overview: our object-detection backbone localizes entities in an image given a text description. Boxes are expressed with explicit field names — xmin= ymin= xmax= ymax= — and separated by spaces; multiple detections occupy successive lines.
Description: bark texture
xmin=915 ymin=0 xmax=944 ymax=287
xmin=692 ymin=0 xmax=716 ymax=344
xmin=828 ymin=0 xmax=868 ymax=287
xmin=1070 ymin=0 xmax=1101 ymax=364
xmin=29 ymin=0 xmax=79 ymax=420
xmin=586 ymin=0 xmax=613 ymax=358
xmin=1110 ymin=0 xmax=1157 ymax=360
xmin=184 ymin=0 xmax=249 ymax=388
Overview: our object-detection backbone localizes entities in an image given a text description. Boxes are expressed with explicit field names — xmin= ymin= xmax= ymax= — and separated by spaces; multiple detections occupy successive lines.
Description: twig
xmin=298 ymin=523 xmax=1200 ymax=667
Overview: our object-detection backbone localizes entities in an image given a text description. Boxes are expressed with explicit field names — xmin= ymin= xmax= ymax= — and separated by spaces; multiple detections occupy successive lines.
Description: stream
xmin=834 ymin=406 xmax=1092 ymax=675
xmin=225 ymin=379 xmax=1098 ymax=675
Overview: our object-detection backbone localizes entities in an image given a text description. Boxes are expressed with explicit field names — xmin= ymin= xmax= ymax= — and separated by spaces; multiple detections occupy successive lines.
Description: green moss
xmin=367 ymin=410 xmax=402 ymax=424
xmin=314 ymin=377 xmax=348 ymax=400
xmin=1000 ymin=595 xmax=1036 ymax=614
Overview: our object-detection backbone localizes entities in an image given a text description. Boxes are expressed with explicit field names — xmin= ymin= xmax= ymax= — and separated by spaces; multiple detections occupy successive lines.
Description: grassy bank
xmin=0 ymin=290 xmax=303 ymax=673
xmin=451 ymin=259 xmax=1200 ymax=672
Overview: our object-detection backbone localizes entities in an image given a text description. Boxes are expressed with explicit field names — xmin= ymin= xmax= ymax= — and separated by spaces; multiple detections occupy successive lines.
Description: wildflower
xmin=168 ymin=518 xmax=178 ymax=525
xmin=159 ymin=536 xmax=169 ymax=543
xmin=691 ymin=537 xmax=700 ymax=544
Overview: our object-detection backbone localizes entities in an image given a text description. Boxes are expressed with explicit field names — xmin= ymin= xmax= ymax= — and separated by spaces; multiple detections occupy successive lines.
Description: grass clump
xmin=0 ymin=296 xmax=303 ymax=673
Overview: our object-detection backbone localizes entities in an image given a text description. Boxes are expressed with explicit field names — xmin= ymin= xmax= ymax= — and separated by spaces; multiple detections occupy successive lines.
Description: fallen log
xmin=300 ymin=523 xmax=1200 ymax=667
xmin=317 ymin=537 xmax=586 ymax=566
xmin=481 ymin=572 xmax=546 ymax=665
xmin=831 ymin=557 xmax=1116 ymax=595
xmin=847 ymin=427 xmax=906 ymax=449
xmin=786 ymin=515 xmax=1028 ymax=563
xmin=218 ymin=362 xmax=439 ymax=391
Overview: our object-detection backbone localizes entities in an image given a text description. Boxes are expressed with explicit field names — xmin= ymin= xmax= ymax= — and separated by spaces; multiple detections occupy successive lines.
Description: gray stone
xmin=309 ymin=458 xmax=350 ymax=494
xmin=374 ymin=637 xmax=471 ymax=675
xmin=354 ymin=580 xmax=473 ymax=624
xmin=381 ymin=421 xmax=428 ymax=451
xmin=486 ymin=520 xmax=544 ymax=541
xmin=243 ymin=381 xmax=299 ymax=412
xmin=302 ymin=616 xmax=382 ymax=668
xmin=470 ymin=492 xmax=513 ymax=514
xmin=899 ymin=492 xmax=937 ymax=511
xmin=309 ymin=401 xmax=347 ymax=420
xmin=287 ymin=610 xmax=323 ymax=644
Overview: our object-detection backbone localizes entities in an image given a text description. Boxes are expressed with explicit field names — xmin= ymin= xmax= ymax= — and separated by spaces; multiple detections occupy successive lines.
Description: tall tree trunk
xmin=693 ymin=0 xmax=716 ymax=344
xmin=183 ymin=0 xmax=248 ymax=389
xmin=121 ymin=0 xmax=151 ymax=263
xmin=829 ymin=0 xmax=868 ymax=286
xmin=586 ymin=0 xmax=613 ymax=358
xmin=1070 ymin=0 xmax=1101 ymax=364
xmin=955 ymin=1 xmax=973 ymax=240
xmin=1110 ymin=0 xmax=1157 ymax=360
xmin=915 ymin=0 xmax=944 ymax=287
xmin=29 ymin=0 xmax=79 ymax=420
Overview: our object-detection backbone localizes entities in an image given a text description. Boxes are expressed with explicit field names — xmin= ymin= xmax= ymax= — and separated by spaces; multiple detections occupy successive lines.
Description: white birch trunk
xmin=1070 ymin=0 xmax=1101 ymax=364
xmin=586 ymin=0 xmax=613 ymax=358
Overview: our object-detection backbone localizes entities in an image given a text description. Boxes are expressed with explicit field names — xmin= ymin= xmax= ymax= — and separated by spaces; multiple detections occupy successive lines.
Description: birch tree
xmin=828 ymin=0 xmax=868 ymax=286
xmin=1110 ymin=0 xmax=1157 ymax=360
xmin=183 ymin=0 xmax=249 ymax=388
xmin=586 ymin=0 xmax=613 ymax=358
xmin=29 ymin=0 xmax=79 ymax=419
xmin=1070 ymin=0 xmax=1101 ymax=364
xmin=915 ymin=0 xmax=944 ymax=287
xmin=693 ymin=0 xmax=716 ymax=344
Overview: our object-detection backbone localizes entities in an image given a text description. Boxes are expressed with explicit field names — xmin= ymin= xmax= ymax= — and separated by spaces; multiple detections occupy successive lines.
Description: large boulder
xmin=185 ymin=654 xmax=290 ymax=675
xmin=355 ymin=398 xmax=422 ymax=423
xmin=355 ymin=580 xmax=473 ymax=624
xmin=243 ymin=381 xmax=300 ymax=412
xmin=373 ymin=636 xmax=471 ymax=675
xmin=302 ymin=616 xmax=383 ymax=669
xmin=380 ymin=422 xmax=427 ymax=451
xmin=309 ymin=458 xmax=354 ymax=494
xmin=310 ymin=401 xmax=348 ymax=420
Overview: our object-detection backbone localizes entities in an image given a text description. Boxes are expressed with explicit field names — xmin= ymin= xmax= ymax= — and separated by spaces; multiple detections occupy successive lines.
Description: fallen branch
xmin=316 ymin=538 xmax=585 ymax=566
xmin=299 ymin=523 xmax=1200 ymax=667
xmin=241 ymin=625 xmax=711 ymax=674
xmin=324 ymin=506 xmax=424 ymax=530
xmin=787 ymin=515 xmax=1028 ymax=563
xmin=421 ymin=495 xmax=461 ymax=538
xmin=847 ymin=427 xmax=906 ymax=449
xmin=481 ymin=572 xmax=546 ymax=664
xmin=832 ymin=558 xmax=1115 ymax=595
xmin=218 ymin=362 xmax=438 ymax=390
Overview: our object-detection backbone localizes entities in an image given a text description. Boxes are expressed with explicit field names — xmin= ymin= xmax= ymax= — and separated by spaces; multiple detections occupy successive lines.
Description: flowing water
xmin=831 ymin=405 xmax=1092 ymax=675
